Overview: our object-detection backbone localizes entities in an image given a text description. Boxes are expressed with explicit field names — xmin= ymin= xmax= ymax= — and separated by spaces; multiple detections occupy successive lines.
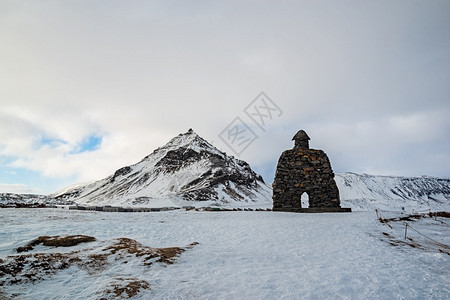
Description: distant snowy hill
xmin=336 ymin=173 xmax=450 ymax=212
xmin=0 ymin=193 xmax=60 ymax=206
xmin=53 ymin=129 xmax=272 ymax=208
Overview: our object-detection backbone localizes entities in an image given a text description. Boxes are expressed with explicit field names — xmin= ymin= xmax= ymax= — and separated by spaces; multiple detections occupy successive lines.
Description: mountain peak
xmin=161 ymin=129 xmax=222 ymax=156
xmin=173 ymin=128 xmax=200 ymax=142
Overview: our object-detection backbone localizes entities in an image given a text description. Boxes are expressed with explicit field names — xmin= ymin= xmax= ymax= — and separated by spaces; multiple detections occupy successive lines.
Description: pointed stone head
xmin=292 ymin=130 xmax=310 ymax=149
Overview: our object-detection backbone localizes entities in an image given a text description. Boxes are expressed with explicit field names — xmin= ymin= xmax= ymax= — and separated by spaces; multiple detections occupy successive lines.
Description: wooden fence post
xmin=404 ymin=222 xmax=408 ymax=240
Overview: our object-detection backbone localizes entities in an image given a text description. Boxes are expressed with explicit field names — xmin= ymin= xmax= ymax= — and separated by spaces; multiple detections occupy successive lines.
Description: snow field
xmin=0 ymin=209 xmax=449 ymax=299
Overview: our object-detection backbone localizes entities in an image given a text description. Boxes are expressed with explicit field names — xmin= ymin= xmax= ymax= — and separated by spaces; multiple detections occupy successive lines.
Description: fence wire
xmin=404 ymin=222 xmax=450 ymax=249
xmin=375 ymin=208 xmax=450 ymax=252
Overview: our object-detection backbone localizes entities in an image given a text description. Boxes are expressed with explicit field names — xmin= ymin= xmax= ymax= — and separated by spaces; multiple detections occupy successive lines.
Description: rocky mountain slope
xmin=52 ymin=129 xmax=272 ymax=208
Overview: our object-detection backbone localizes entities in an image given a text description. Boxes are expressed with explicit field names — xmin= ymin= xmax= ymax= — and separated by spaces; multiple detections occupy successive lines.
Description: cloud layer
xmin=1 ymin=0 xmax=449 ymax=194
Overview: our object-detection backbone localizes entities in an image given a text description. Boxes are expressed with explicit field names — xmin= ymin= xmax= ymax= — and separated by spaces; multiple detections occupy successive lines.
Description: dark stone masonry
xmin=273 ymin=130 xmax=351 ymax=213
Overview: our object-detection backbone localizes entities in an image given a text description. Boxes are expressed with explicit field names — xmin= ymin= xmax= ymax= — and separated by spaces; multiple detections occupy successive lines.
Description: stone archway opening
xmin=300 ymin=192 xmax=309 ymax=208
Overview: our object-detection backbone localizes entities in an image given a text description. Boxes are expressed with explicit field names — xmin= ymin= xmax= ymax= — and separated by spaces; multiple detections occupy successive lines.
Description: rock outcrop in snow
xmin=53 ymin=129 xmax=272 ymax=208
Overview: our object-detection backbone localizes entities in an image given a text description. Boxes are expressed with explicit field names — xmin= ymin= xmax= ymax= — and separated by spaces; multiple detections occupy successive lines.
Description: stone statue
xmin=272 ymin=130 xmax=351 ymax=212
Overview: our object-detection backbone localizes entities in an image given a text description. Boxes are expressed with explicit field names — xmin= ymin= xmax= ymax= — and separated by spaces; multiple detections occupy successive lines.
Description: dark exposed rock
xmin=156 ymin=148 xmax=202 ymax=170
xmin=111 ymin=166 xmax=133 ymax=182
xmin=55 ymin=190 xmax=81 ymax=200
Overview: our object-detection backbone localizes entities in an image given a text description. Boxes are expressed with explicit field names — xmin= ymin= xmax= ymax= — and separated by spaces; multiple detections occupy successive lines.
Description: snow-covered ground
xmin=0 ymin=208 xmax=449 ymax=299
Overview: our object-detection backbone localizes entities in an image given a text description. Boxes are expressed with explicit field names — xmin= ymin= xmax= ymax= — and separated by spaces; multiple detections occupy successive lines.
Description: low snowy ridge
xmin=336 ymin=173 xmax=450 ymax=212
xmin=0 ymin=193 xmax=72 ymax=207
xmin=53 ymin=129 xmax=272 ymax=208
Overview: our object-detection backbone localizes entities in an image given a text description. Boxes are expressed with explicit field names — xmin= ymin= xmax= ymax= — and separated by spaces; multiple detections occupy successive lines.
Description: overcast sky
xmin=1 ymin=0 xmax=449 ymax=194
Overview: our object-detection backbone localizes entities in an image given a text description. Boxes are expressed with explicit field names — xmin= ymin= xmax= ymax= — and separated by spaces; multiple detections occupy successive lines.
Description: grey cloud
xmin=0 ymin=0 xmax=449 ymax=193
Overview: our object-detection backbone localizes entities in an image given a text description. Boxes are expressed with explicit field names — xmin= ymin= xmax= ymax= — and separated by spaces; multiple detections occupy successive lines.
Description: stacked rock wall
xmin=272 ymin=148 xmax=341 ymax=210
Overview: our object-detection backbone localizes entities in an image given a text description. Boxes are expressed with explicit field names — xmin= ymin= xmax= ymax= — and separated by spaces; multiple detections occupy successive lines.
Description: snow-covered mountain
xmin=53 ymin=129 xmax=272 ymax=208
xmin=336 ymin=173 xmax=450 ymax=212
